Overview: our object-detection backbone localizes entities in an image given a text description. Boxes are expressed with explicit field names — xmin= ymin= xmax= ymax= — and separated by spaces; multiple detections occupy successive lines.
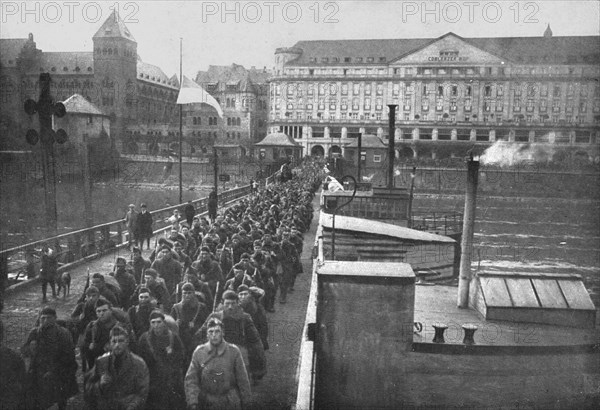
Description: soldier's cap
xmin=40 ymin=306 xmax=57 ymax=316
xmin=116 ymin=257 xmax=127 ymax=266
xmin=159 ymin=244 xmax=172 ymax=252
xmin=138 ymin=287 xmax=150 ymax=295
xmin=200 ymin=246 xmax=211 ymax=253
xmin=86 ymin=286 xmax=99 ymax=296
xmin=141 ymin=203 xmax=147 ymax=208
xmin=182 ymin=283 xmax=195 ymax=292
xmin=132 ymin=246 xmax=141 ymax=254
xmin=128 ymin=204 xmax=135 ymax=208
xmin=237 ymin=284 xmax=250 ymax=294
xmin=253 ymin=240 xmax=262 ymax=247
xmin=240 ymin=253 xmax=250 ymax=260
xmin=158 ymin=238 xmax=173 ymax=247
xmin=222 ymin=290 xmax=238 ymax=301
xmin=95 ymin=298 xmax=111 ymax=309
xmin=206 ymin=317 xmax=223 ymax=329
xmin=149 ymin=310 xmax=165 ymax=321
xmin=110 ymin=325 xmax=129 ymax=340
xmin=144 ymin=268 xmax=158 ymax=278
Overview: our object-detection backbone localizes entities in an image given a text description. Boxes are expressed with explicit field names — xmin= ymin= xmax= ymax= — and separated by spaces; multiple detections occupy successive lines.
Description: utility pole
xmin=24 ymin=73 xmax=68 ymax=235
xmin=178 ymin=37 xmax=183 ymax=204
xmin=387 ymin=104 xmax=397 ymax=189
xmin=213 ymin=147 xmax=218 ymax=197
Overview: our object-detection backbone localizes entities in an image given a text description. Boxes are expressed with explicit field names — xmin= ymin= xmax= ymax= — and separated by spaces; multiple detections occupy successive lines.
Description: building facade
xmin=186 ymin=64 xmax=270 ymax=159
xmin=269 ymin=29 xmax=600 ymax=162
xmin=1 ymin=12 xmax=271 ymax=160
xmin=0 ymin=11 xmax=182 ymax=154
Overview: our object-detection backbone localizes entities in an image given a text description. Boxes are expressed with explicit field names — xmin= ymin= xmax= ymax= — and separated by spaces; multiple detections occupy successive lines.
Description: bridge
xmin=0 ymin=170 xmax=321 ymax=409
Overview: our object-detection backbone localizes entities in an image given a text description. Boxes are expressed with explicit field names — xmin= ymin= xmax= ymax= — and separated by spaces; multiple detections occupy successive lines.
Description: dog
xmin=56 ymin=271 xmax=71 ymax=298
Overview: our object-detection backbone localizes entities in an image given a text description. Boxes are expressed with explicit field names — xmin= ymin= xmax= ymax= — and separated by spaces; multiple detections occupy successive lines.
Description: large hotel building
xmin=269 ymin=28 xmax=600 ymax=161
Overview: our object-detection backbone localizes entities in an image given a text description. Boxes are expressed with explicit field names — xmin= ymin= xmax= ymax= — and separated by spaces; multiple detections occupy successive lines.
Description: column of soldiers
xmin=1 ymin=157 xmax=325 ymax=410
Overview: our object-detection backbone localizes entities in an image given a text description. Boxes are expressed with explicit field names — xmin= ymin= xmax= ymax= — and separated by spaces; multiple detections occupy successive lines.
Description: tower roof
xmin=93 ymin=10 xmax=135 ymax=42
xmin=62 ymin=94 xmax=106 ymax=116
xmin=255 ymin=132 xmax=301 ymax=147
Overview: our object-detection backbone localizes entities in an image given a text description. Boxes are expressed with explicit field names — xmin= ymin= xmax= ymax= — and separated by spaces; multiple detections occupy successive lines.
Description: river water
xmin=414 ymin=193 xmax=600 ymax=307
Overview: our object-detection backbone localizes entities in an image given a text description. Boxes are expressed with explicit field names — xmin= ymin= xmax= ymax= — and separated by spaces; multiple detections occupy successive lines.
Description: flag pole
xmin=179 ymin=37 xmax=183 ymax=204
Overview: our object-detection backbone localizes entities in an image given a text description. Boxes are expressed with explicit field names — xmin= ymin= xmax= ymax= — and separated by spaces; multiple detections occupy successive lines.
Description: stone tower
xmin=92 ymin=10 xmax=138 ymax=137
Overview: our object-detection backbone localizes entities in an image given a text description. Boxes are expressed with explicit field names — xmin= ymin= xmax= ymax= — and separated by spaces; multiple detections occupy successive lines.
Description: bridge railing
xmin=294 ymin=224 xmax=322 ymax=410
xmin=410 ymin=211 xmax=463 ymax=236
xmin=1 ymin=184 xmax=252 ymax=285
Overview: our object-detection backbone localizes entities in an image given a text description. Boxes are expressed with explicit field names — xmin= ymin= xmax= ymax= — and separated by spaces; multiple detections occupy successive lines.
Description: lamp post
xmin=24 ymin=73 xmax=68 ymax=235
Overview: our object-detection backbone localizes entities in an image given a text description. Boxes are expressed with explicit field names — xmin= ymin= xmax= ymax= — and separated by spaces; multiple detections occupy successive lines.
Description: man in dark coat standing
xmin=207 ymin=189 xmax=218 ymax=223
xmin=21 ymin=307 xmax=78 ymax=410
xmin=40 ymin=245 xmax=58 ymax=302
xmin=136 ymin=203 xmax=153 ymax=250
xmin=184 ymin=200 xmax=196 ymax=228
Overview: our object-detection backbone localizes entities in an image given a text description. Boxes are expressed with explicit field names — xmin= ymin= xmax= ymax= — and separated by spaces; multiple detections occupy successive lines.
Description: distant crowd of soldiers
xmin=0 ymin=157 xmax=325 ymax=410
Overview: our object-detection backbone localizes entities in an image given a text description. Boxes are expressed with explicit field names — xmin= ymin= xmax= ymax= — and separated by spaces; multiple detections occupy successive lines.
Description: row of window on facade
xmin=186 ymin=131 xmax=243 ymax=140
xmin=222 ymin=97 xmax=268 ymax=110
xmin=274 ymin=82 xmax=600 ymax=99
xmin=305 ymin=127 xmax=596 ymax=144
xmin=45 ymin=66 xmax=93 ymax=73
xmin=94 ymin=47 xmax=136 ymax=58
xmin=274 ymin=97 xmax=600 ymax=113
xmin=190 ymin=117 xmax=243 ymax=126
xmin=284 ymin=64 xmax=598 ymax=77
xmin=276 ymin=110 xmax=598 ymax=125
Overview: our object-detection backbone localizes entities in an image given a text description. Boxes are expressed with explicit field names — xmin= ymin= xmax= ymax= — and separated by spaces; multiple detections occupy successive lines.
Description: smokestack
xmin=387 ymin=105 xmax=397 ymax=189
xmin=457 ymin=156 xmax=479 ymax=308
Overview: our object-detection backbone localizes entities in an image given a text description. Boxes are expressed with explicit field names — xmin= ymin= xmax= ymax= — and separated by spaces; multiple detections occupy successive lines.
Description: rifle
xmin=77 ymin=267 xmax=91 ymax=304
xmin=212 ymin=281 xmax=220 ymax=313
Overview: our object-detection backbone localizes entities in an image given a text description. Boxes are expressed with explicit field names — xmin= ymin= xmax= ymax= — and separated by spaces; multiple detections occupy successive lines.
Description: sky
xmin=1 ymin=0 xmax=599 ymax=78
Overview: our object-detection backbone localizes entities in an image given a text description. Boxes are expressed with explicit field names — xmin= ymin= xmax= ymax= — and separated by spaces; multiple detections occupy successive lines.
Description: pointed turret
xmin=93 ymin=10 xmax=135 ymax=41
xmin=543 ymin=24 xmax=553 ymax=38
xmin=92 ymin=9 xmax=137 ymax=139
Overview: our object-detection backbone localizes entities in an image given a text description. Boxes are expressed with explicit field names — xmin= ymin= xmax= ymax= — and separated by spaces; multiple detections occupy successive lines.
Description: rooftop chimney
xmin=457 ymin=157 xmax=479 ymax=308
xmin=544 ymin=24 xmax=553 ymax=38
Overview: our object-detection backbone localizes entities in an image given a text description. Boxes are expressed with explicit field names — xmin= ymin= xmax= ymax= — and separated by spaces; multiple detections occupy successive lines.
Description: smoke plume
xmin=480 ymin=140 xmax=554 ymax=167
